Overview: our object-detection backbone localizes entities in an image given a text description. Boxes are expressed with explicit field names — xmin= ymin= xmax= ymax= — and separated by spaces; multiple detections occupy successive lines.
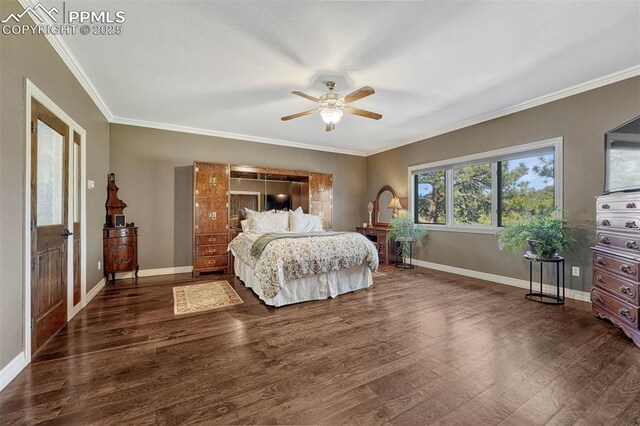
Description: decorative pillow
xmin=252 ymin=210 xmax=289 ymax=233
xmin=289 ymin=208 xmax=324 ymax=232
xmin=240 ymin=219 xmax=249 ymax=232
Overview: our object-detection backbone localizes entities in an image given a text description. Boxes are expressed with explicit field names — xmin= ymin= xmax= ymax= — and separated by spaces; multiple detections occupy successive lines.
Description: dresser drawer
xmin=194 ymin=255 xmax=228 ymax=269
xmin=598 ymin=198 xmax=640 ymax=212
xmin=365 ymin=228 xmax=377 ymax=237
xmin=593 ymin=268 xmax=639 ymax=304
xmin=106 ymin=227 xmax=136 ymax=238
xmin=195 ymin=234 xmax=228 ymax=245
xmin=195 ymin=244 xmax=227 ymax=257
xmin=591 ymin=288 xmax=639 ymax=328
xmin=597 ymin=215 xmax=640 ymax=232
xmin=593 ymin=252 xmax=639 ymax=281
xmin=596 ymin=231 xmax=640 ymax=254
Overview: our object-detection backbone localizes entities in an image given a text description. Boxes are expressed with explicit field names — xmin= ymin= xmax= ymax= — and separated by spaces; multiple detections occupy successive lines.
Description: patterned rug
xmin=173 ymin=281 xmax=244 ymax=316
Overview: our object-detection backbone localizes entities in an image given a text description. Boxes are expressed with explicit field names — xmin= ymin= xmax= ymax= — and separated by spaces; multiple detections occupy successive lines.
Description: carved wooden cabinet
xmin=356 ymin=226 xmax=395 ymax=265
xmin=309 ymin=172 xmax=333 ymax=230
xmin=592 ymin=192 xmax=640 ymax=348
xmin=103 ymin=173 xmax=139 ymax=282
xmin=193 ymin=162 xmax=230 ymax=276
xmin=103 ymin=227 xmax=138 ymax=282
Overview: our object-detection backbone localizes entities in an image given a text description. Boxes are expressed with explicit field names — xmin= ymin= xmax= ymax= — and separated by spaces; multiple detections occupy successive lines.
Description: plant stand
xmin=394 ymin=237 xmax=415 ymax=269
xmin=524 ymin=253 xmax=565 ymax=305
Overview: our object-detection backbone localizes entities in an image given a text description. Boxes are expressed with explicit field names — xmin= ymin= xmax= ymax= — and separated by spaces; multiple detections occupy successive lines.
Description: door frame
xmin=24 ymin=79 xmax=87 ymax=359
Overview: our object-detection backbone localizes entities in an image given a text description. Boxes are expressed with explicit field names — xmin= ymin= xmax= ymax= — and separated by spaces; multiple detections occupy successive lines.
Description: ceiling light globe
xmin=320 ymin=108 xmax=343 ymax=125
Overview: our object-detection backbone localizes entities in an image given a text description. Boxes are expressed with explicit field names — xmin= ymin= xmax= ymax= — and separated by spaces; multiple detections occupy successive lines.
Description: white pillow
xmin=289 ymin=208 xmax=324 ymax=232
xmin=252 ymin=210 xmax=289 ymax=233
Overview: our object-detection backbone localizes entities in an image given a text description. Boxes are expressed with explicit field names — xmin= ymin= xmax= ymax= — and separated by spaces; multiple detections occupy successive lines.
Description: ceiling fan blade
xmin=344 ymin=107 xmax=382 ymax=120
xmin=281 ymin=110 xmax=317 ymax=121
xmin=325 ymin=123 xmax=335 ymax=132
xmin=292 ymin=91 xmax=319 ymax=103
xmin=344 ymin=86 xmax=375 ymax=103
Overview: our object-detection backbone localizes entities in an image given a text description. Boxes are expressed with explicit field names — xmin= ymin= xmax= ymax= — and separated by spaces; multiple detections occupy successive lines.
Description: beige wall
xmin=108 ymin=124 xmax=368 ymax=270
xmin=0 ymin=1 xmax=110 ymax=368
xmin=368 ymin=76 xmax=640 ymax=292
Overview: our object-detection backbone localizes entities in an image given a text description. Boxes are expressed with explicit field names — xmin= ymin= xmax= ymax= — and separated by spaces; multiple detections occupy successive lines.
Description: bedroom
xmin=1 ymin=0 xmax=640 ymax=424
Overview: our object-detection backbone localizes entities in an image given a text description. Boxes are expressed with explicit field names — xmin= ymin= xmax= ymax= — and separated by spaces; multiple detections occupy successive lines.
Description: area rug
xmin=173 ymin=281 xmax=243 ymax=316
xmin=372 ymin=271 xmax=387 ymax=278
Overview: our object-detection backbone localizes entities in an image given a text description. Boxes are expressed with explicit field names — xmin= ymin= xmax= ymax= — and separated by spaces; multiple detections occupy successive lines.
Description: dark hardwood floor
xmin=2 ymin=267 xmax=640 ymax=425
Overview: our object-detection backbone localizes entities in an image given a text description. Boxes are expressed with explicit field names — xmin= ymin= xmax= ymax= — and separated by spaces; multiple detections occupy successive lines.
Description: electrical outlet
xmin=98 ymin=260 xmax=102 ymax=270
xmin=87 ymin=179 xmax=95 ymax=189
xmin=572 ymin=266 xmax=580 ymax=277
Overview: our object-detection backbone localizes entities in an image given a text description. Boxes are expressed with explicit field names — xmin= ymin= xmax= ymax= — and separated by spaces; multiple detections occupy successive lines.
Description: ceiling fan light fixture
xmin=320 ymin=108 xmax=343 ymax=124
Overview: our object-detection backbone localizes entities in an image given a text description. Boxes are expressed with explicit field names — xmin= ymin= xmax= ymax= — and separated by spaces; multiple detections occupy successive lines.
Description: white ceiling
xmin=39 ymin=0 xmax=640 ymax=155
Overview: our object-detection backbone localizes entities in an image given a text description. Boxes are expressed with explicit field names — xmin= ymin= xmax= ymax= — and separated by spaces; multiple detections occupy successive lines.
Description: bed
xmin=228 ymin=230 xmax=379 ymax=307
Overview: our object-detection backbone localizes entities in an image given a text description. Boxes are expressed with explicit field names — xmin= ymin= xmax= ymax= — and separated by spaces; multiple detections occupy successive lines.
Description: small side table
xmin=394 ymin=237 xmax=415 ymax=269
xmin=524 ymin=253 xmax=564 ymax=305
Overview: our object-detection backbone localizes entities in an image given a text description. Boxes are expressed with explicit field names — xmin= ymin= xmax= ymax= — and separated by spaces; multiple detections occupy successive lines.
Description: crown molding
xmin=109 ymin=116 xmax=368 ymax=156
xmin=366 ymin=64 xmax=640 ymax=156
xmin=18 ymin=0 xmax=114 ymax=121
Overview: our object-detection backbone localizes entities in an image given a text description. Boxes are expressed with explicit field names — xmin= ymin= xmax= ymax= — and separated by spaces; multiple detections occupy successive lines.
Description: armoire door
xmin=309 ymin=172 xmax=333 ymax=229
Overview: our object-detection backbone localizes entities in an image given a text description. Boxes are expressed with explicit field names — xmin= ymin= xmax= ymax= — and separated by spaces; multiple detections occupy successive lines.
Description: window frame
xmin=407 ymin=137 xmax=563 ymax=234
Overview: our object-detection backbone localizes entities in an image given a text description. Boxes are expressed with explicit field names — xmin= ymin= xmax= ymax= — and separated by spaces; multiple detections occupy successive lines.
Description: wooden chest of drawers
xmin=356 ymin=226 xmax=394 ymax=265
xmin=103 ymin=226 xmax=138 ymax=282
xmin=592 ymin=193 xmax=640 ymax=347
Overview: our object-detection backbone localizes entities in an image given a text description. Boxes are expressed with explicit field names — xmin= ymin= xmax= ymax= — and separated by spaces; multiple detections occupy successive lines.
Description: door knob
xmin=61 ymin=228 xmax=73 ymax=240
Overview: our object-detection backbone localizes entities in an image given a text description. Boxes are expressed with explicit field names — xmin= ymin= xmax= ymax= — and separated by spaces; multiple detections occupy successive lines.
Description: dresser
xmin=592 ymin=192 xmax=640 ymax=348
xmin=193 ymin=162 xmax=230 ymax=277
xmin=356 ymin=226 xmax=395 ymax=265
xmin=103 ymin=226 xmax=138 ymax=282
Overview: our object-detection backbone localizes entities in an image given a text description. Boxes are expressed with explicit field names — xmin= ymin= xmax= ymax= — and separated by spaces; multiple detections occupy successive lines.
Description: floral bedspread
xmin=228 ymin=231 xmax=379 ymax=299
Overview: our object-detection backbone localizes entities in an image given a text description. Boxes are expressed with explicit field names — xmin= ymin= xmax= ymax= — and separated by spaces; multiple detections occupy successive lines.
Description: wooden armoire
xmin=192 ymin=162 xmax=333 ymax=277
xmin=193 ymin=162 xmax=231 ymax=277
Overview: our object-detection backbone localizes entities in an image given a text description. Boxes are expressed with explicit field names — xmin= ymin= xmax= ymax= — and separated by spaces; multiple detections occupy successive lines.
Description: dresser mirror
xmin=373 ymin=185 xmax=397 ymax=228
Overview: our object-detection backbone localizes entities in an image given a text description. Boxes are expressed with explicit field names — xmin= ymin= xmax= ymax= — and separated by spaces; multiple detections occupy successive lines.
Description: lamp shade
xmin=388 ymin=197 xmax=403 ymax=210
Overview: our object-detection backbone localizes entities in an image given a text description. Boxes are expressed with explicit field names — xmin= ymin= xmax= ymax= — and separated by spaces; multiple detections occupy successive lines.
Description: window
xmin=453 ymin=163 xmax=492 ymax=225
xmin=414 ymin=170 xmax=446 ymax=224
xmin=408 ymin=138 xmax=562 ymax=231
xmin=498 ymin=153 xmax=554 ymax=226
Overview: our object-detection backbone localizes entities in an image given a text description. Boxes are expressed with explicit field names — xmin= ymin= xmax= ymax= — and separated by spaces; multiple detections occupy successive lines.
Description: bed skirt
xmin=234 ymin=257 xmax=373 ymax=307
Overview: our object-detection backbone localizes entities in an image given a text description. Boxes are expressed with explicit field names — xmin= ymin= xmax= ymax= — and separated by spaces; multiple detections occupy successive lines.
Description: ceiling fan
xmin=281 ymin=81 xmax=382 ymax=132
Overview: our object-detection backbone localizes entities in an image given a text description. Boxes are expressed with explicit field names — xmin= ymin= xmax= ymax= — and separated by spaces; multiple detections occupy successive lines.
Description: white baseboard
xmin=410 ymin=258 xmax=591 ymax=302
xmin=114 ymin=266 xmax=193 ymax=280
xmin=85 ymin=277 xmax=106 ymax=306
xmin=0 ymin=352 xmax=27 ymax=392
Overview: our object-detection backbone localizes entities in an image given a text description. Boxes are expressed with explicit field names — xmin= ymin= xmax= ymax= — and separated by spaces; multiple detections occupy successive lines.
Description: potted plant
xmin=497 ymin=215 xmax=575 ymax=259
xmin=387 ymin=211 xmax=428 ymax=261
